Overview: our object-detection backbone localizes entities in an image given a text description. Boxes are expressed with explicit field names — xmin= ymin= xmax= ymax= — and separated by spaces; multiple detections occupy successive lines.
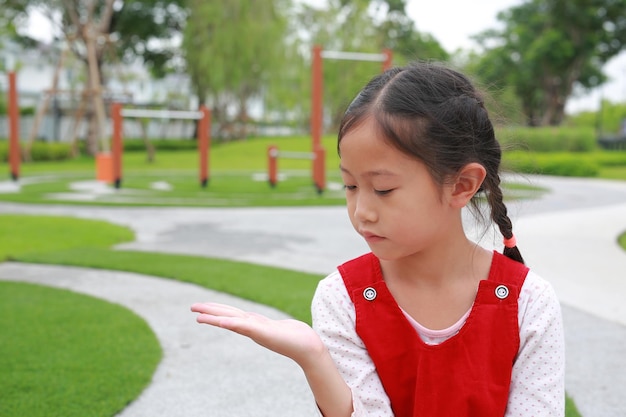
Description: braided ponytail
xmin=483 ymin=173 xmax=525 ymax=264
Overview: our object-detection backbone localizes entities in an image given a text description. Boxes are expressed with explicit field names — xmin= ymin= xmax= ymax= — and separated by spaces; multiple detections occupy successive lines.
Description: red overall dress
xmin=338 ymin=251 xmax=528 ymax=417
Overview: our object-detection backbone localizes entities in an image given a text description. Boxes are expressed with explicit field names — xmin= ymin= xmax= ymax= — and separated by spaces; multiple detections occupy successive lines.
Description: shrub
xmin=29 ymin=142 xmax=74 ymax=161
xmin=122 ymin=138 xmax=198 ymax=152
xmin=504 ymin=151 xmax=600 ymax=177
xmin=0 ymin=141 xmax=74 ymax=162
xmin=497 ymin=126 xmax=597 ymax=152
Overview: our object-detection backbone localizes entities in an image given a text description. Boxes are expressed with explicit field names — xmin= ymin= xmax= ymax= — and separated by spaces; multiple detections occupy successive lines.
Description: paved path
xmin=1 ymin=174 xmax=626 ymax=416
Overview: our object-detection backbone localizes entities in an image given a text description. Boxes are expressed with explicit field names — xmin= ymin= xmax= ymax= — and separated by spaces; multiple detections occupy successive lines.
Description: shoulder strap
xmin=338 ymin=252 xmax=382 ymax=302
xmin=488 ymin=251 xmax=529 ymax=289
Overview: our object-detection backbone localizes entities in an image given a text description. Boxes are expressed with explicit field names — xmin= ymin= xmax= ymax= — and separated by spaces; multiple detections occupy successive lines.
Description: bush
xmin=122 ymin=138 xmax=198 ymax=152
xmin=0 ymin=141 xmax=74 ymax=162
xmin=497 ymin=126 xmax=597 ymax=152
xmin=29 ymin=142 xmax=74 ymax=161
xmin=504 ymin=151 xmax=600 ymax=177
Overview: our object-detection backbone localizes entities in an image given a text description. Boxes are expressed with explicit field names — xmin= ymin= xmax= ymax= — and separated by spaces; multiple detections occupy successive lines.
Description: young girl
xmin=191 ymin=62 xmax=565 ymax=417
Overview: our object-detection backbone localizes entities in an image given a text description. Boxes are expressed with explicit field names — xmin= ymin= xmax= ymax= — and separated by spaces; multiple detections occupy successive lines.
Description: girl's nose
xmin=353 ymin=195 xmax=378 ymax=223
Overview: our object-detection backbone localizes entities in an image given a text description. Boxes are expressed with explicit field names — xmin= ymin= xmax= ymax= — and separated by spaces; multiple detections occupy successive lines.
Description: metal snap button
xmin=495 ymin=285 xmax=509 ymax=299
xmin=363 ymin=287 xmax=377 ymax=301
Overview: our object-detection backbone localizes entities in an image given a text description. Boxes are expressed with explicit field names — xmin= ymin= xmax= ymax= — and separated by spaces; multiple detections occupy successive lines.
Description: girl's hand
xmin=190 ymin=302 xmax=326 ymax=368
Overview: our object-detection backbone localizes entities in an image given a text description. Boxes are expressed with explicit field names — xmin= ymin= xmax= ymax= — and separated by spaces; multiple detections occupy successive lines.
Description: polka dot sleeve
xmin=506 ymin=271 xmax=565 ymax=417
xmin=312 ymin=270 xmax=394 ymax=416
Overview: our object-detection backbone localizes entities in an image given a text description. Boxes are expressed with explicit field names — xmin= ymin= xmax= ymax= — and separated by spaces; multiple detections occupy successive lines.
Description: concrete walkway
xmin=1 ymin=174 xmax=626 ymax=416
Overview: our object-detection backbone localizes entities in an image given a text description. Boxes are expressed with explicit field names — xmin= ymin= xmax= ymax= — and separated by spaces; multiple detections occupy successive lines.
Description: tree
xmin=472 ymin=0 xmax=626 ymax=126
xmin=182 ymin=0 xmax=291 ymax=139
xmin=370 ymin=0 xmax=448 ymax=65
xmin=294 ymin=0 xmax=449 ymax=131
xmin=0 ymin=0 xmax=186 ymax=154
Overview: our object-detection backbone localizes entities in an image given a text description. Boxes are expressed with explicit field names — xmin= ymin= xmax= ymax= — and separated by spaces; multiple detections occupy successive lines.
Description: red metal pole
xmin=198 ymin=106 xmax=211 ymax=187
xmin=311 ymin=45 xmax=323 ymax=150
xmin=268 ymin=145 xmax=278 ymax=187
xmin=382 ymin=49 xmax=393 ymax=72
xmin=111 ymin=103 xmax=123 ymax=188
xmin=313 ymin=146 xmax=326 ymax=194
xmin=311 ymin=45 xmax=325 ymax=193
xmin=8 ymin=72 xmax=20 ymax=181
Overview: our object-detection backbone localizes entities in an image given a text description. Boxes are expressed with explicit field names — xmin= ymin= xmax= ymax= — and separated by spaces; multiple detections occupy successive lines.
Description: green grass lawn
xmin=0 ymin=136 xmax=556 ymax=207
xmin=0 ymin=214 xmax=323 ymax=417
xmin=0 ymin=281 xmax=161 ymax=417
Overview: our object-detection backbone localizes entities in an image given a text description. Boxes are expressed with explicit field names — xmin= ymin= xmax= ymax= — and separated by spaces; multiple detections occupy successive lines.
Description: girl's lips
xmin=361 ymin=231 xmax=384 ymax=242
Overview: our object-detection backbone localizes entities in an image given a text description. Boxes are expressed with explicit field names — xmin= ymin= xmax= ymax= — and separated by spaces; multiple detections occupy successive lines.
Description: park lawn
xmin=0 ymin=136 xmax=553 ymax=208
xmin=0 ymin=281 xmax=161 ymax=417
xmin=0 ymin=214 xmax=134 ymax=259
xmin=0 ymin=136 xmax=349 ymax=207
xmin=0 ymin=213 xmax=321 ymax=417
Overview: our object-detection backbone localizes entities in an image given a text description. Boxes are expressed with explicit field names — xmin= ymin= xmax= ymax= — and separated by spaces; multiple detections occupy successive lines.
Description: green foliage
xmin=122 ymin=138 xmax=199 ymax=152
xmin=111 ymin=0 xmax=187 ymax=77
xmin=504 ymin=151 xmax=600 ymax=177
xmin=29 ymin=142 xmax=75 ymax=161
xmin=497 ymin=126 xmax=597 ymax=152
xmin=472 ymin=0 xmax=626 ymax=126
xmin=0 ymin=281 xmax=161 ymax=417
xmin=566 ymin=100 xmax=626 ymax=135
xmin=182 ymin=0 xmax=291 ymax=132
xmin=0 ymin=141 xmax=75 ymax=162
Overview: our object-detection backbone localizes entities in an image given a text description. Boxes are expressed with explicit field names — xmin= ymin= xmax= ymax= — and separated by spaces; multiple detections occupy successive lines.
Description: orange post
xmin=311 ymin=45 xmax=323 ymax=151
xmin=382 ymin=49 xmax=393 ymax=71
xmin=198 ymin=106 xmax=211 ymax=187
xmin=313 ymin=146 xmax=326 ymax=194
xmin=268 ymin=145 xmax=278 ymax=187
xmin=96 ymin=152 xmax=114 ymax=183
xmin=8 ymin=72 xmax=20 ymax=181
xmin=110 ymin=103 xmax=124 ymax=188
xmin=311 ymin=45 xmax=325 ymax=194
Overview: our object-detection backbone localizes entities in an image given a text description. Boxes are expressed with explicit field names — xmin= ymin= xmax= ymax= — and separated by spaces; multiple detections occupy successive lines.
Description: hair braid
xmin=484 ymin=174 xmax=525 ymax=264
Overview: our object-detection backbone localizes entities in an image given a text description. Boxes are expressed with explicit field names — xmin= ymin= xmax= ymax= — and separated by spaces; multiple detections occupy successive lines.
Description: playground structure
xmin=7 ymin=44 xmax=392 ymax=192
xmin=99 ymin=104 xmax=212 ymax=189
xmin=268 ymin=45 xmax=393 ymax=193
xmin=7 ymin=72 xmax=20 ymax=181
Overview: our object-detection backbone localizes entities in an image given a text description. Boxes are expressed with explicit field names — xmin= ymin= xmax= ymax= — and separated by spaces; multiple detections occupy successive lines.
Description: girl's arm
xmin=312 ymin=271 xmax=394 ymax=416
xmin=191 ymin=302 xmax=353 ymax=417
xmin=507 ymin=272 xmax=565 ymax=417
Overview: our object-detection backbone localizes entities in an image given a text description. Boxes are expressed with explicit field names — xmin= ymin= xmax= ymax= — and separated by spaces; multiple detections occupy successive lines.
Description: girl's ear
xmin=449 ymin=163 xmax=487 ymax=208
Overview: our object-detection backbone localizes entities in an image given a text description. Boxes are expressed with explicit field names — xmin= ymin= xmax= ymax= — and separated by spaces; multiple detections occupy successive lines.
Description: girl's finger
xmin=191 ymin=302 xmax=247 ymax=318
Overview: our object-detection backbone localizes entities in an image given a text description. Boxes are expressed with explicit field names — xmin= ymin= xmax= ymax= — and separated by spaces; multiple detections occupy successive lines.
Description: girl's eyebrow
xmin=340 ymin=165 xmax=398 ymax=178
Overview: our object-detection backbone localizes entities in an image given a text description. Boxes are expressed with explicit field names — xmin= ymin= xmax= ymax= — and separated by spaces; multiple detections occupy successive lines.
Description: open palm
xmin=191 ymin=302 xmax=325 ymax=367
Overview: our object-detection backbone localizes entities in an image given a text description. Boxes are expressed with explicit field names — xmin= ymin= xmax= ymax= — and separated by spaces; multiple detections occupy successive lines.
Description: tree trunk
xmin=84 ymin=67 xmax=101 ymax=155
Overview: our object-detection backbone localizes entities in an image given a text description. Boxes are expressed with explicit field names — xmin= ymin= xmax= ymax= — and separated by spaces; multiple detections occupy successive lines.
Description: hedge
xmin=496 ymin=126 xmax=597 ymax=152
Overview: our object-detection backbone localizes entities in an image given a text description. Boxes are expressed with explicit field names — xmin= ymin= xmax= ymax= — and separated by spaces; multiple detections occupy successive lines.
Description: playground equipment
xmin=99 ymin=104 xmax=211 ymax=188
xmin=268 ymin=45 xmax=393 ymax=192
xmin=7 ymin=72 xmax=20 ymax=181
xmin=267 ymin=145 xmax=325 ymax=190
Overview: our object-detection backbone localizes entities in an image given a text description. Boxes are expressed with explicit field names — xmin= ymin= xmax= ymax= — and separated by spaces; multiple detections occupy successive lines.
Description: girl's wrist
xmin=297 ymin=337 xmax=331 ymax=371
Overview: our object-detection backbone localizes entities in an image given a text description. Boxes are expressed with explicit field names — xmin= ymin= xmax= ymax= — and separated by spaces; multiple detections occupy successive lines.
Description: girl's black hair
xmin=338 ymin=61 xmax=524 ymax=264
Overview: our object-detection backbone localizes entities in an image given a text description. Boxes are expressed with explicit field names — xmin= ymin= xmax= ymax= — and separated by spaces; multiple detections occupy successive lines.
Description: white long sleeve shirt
xmin=311 ymin=269 xmax=565 ymax=417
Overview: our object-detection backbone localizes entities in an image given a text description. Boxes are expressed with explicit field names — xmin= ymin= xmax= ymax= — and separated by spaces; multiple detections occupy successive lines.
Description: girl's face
xmin=339 ymin=117 xmax=458 ymax=261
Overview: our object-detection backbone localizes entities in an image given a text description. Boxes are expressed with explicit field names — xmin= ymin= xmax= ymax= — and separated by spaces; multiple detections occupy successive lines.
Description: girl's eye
xmin=344 ymin=185 xmax=357 ymax=191
xmin=375 ymin=189 xmax=394 ymax=196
